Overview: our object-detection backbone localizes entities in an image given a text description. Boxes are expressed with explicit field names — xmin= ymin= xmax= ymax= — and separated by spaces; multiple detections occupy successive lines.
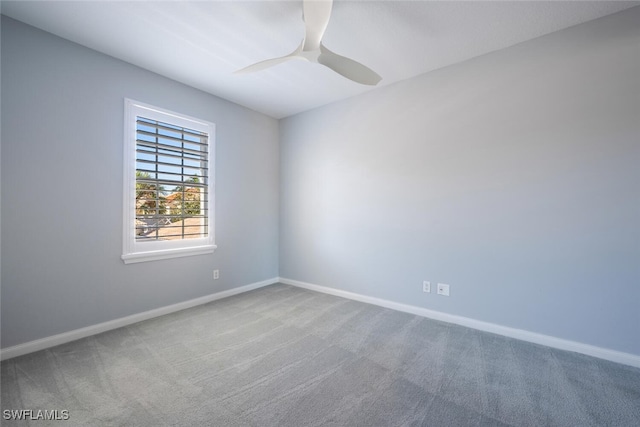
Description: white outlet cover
xmin=437 ymin=283 xmax=450 ymax=296
xmin=423 ymin=281 xmax=431 ymax=293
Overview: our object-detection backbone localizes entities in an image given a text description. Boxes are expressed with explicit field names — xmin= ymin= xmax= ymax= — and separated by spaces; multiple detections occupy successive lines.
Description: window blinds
xmin=135 ymin=117 xmax=209 ymax=241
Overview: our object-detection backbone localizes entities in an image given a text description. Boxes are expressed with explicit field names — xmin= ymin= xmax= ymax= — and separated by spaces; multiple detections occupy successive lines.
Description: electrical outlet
xmin=423 ymin=281 xmax=431 ymax=293
xmin=437 ymin=283 xmax=450 ymax=296
xmin=213 ymin=269 xmax=219 ymax=280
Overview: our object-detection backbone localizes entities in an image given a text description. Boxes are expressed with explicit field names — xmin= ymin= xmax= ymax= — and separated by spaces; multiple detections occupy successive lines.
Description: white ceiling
xmin=2 ymin=1 xmax=638 ymax=118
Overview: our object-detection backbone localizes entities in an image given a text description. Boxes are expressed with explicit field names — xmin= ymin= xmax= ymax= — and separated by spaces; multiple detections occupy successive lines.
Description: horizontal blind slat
xmin=135 ymin=148 xmax=209 ymax=165
xmin=136 ymin=129 xmax=208 ymax=148
xmin=135 ymin=176 xmax=208 ymax=186
xmin=135 ymin=158 xmax=209 ymax=172
xmin=136 ymin=119 xmax=208 ymax=140
xmin=136 ymin=140 xmax=208 ymax=158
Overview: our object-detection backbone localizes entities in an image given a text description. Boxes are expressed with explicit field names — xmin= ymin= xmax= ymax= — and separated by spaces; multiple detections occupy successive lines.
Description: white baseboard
xmin=278 ymin=277 xmax=640 ymax=369
xmin=0 ymin=277 xmax=279 ymax=361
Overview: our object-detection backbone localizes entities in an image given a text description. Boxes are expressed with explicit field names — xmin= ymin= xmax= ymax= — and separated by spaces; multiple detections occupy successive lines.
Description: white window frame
xmin=122 ymin=99 xmax=216 ymax=264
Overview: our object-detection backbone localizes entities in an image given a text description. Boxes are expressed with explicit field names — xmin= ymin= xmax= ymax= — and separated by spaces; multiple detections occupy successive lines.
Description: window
xmin=122 ymin=99 xmax=216 ymax=263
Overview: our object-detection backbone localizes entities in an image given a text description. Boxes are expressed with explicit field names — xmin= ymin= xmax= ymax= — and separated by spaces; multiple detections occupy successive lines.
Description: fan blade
xmin=235 ymin=56 xmax=298 ymax=74
xmin=303 ymin=0 xmax=333 ymax=51
xmin=318 ymin=44 xmax=382 ymax=85
xmin=235 ymin=42 xmax=305 ymax=74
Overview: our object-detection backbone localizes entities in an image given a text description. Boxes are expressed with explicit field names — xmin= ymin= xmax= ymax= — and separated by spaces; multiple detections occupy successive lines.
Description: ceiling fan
xmin=235 ymin=0 xmax=382 ymax=86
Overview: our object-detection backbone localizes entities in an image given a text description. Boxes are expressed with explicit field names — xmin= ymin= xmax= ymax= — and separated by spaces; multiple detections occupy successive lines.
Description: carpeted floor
xmin=2 ymin=283 xmax=640 ymax=426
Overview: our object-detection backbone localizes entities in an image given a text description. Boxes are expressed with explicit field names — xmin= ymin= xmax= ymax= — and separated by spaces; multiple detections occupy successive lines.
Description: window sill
xmin=121 ymin=244 xmax=217 ymax=264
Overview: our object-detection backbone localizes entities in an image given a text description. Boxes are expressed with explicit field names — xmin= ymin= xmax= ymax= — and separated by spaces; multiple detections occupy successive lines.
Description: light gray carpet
xmin=2 ymin=284 xmax=639 ymax=426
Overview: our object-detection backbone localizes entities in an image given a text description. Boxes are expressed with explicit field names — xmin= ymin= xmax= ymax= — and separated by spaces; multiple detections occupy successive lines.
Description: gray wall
xmin=1 ymin=17 xmax=280 ymax=348
xmin=280 ymin=8 xmax=640 ymax=356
